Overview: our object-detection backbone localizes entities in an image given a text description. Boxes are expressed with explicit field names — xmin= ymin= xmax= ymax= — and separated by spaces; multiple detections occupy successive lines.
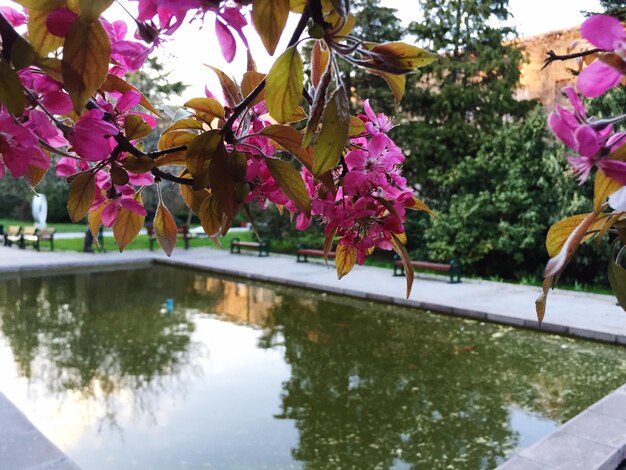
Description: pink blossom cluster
xmin=550 ymin=14 xmax=626 ymax=211
xmin=132 ymin=0 xmax=249 ymax=62
xmin=241 ymin=100 xmax=415 ymax=262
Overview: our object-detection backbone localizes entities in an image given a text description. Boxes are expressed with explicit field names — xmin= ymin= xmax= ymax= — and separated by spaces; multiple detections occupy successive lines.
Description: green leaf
xmin=185 ymin=130 xmax=224 ymax=190
xmin=124 ymin=114 xmax=153 ymax=141
xmin=313 ymin=88 xmax=349 ymax=175
xmin=251 ymin=0 xmax=290 ymax=56
xmin=266 ymin=46 xmax=303 ymax=124
xmin=62 ymin=17 xmax=111 ymax=113
xmin=154 ymin=201 xmax=177 ymax=256
xmin=10 ymin=36 xmax=37 ymax=70
xmin=0 ymin=59 xmax=25 ymax=115
xmin=78 ymin=0 xmax=114 ymax=21
xmin=67 ymin=172 xmax=95 ymax=223
xmin=266 ymin=158 xmax=311 ymax=216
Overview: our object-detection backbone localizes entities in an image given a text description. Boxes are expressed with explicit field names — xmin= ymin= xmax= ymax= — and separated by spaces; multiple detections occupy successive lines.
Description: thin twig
xmin=542 ymin=48 xmax=603 ymax=70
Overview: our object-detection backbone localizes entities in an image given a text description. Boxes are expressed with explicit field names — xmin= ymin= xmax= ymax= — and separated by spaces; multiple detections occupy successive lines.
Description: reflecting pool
xmin=1 ymin=266 xmax=626 ymax=469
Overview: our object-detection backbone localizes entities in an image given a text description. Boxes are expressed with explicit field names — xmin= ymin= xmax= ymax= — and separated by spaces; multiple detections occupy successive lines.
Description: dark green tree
xmin=400 ymin=0 xmax=531 ymax=200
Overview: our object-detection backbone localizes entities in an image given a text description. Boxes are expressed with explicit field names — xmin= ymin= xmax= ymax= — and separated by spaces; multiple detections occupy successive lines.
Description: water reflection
xmin=0 ymin=267 xmax=625 ymax=469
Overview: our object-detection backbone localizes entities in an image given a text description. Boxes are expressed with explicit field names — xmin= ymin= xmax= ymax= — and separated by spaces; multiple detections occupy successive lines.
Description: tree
xmin=0 ymin=0 xmax=438 ymax=294
xmin=400 ymin=0 xmax=531 ymax=200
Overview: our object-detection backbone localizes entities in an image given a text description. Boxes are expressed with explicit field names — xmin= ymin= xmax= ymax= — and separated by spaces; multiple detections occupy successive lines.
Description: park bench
xmin=393 ymin=256 xmax=462 ymax=283
xmin=147 ymin=224 xmax=196 ymax=251
xmin=38 ymin=228 xmax=56 ymax=251
xmin=0 ymin=224 xmax=4 ymax=244
xmin=230 ymin=237 xmax=269 ymax=257
xmin=296 ymin=246 xmax=336 ymax=263
xmin=4 ymin=225 xmax=22 ymax=247
xmin=21 ymin=226 xmax=41 ymax=250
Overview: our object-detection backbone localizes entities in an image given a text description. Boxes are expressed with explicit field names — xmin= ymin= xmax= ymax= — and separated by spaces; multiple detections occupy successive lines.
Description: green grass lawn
xmin=0 ymin=218 xmax=86 ymax=233
xmin=53 ymin=230 xmax=255 ymax=252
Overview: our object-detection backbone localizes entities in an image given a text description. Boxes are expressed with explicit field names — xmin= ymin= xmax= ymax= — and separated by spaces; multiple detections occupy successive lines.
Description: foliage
xmin=0 ymin=0 xmax=438 ymax=293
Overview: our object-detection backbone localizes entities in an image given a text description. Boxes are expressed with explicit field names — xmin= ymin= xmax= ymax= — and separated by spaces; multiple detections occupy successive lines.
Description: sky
xmin=0 ymin=0 xmax=605 ymax=102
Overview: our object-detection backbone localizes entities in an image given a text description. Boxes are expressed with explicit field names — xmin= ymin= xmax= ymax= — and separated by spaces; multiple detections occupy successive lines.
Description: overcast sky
xmin=0 ymin=0 xmax=605 ymax=101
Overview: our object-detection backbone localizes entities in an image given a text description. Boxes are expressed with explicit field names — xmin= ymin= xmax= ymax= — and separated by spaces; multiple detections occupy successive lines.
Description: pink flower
xmin=100 ymin=186 xmax=147 ymax=227
xmin=361 ymin=99 xmax=394 ymax=135
xmin=0 ymin=110 xmax=49 ymax=178
xmin=0 ymin=7 xmax=26 ymax=27
xmin=68 ymin=109 xmax=118 ymax=161
xmin=578 ymin=15 xmax=626 ymax=97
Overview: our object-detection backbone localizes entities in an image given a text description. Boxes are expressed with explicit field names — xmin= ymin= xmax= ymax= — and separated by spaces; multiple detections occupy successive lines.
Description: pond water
xmin=1 ymin=266 xmax=626 ymax=469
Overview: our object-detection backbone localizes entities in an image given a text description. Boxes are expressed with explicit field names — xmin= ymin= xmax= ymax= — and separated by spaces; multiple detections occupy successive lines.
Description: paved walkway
xmin=2 ymin=245 xmax=626 ymax=469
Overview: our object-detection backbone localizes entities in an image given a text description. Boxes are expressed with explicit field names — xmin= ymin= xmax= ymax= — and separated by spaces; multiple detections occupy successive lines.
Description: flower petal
xmin=581 ymin=15 xmax=626 ymax=50
xmin=577 ymin=60 xmax=623 ymax=98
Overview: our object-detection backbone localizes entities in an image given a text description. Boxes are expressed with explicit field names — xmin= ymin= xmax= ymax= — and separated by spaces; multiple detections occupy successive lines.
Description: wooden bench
xmin=4 ymin=225 xmax=22 ymax=247
xmin=21 ymin=226 xmax=41 ymax=250
xmin=296 ymin=247 xmax=336 ymax=263
xmin=147 ymin=224 xmax=195 ymax=250
xmin=38 ymin=228 xmax=56 ymax=251
xmin=230 ymin=237 xmax=269 ymax=257
xmin=393 ymin=256 xmax=462 ymax=283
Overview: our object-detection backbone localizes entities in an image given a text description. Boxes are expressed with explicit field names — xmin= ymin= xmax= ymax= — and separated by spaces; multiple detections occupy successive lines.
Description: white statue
xmin=32 ymin=194 xmax=48 ymax=229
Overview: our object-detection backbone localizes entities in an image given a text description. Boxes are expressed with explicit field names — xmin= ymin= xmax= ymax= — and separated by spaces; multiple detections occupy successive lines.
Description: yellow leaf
xmin=110 ymin=164 xmax=129 ymax=186
xmin=154 ymin=201 xmax=177 ymax=256
xmin=37 ymin=57 xmax=63 ymax=82
xmin=594 ymin=169 xmax=622 ymax=212
xmin=206 ymin=65 xmax=242 ymax=108
xmin=62 ymin=18 xmax=111 ymax=113
xmin=349 ymin=116 xmax=365 ymax=136
xmin=377 ymin=72 xmax=406 ymax=103
xmin=260 ymin=124 xmax=313 ymax=169
xmin=185 ymin=129 xmax=224 ymax=190
xmin=266 ymin=158 xmax=311 ymax=216
xmin=336 ymin=244 xmax=357 ymax=279
xmin=67 ymin=172 xmax=95 ymax=222
xmin=156 ymin=131 xmax=196 ymax=166
xmin=199 ymin=196 xmax=223 ymax=237
xmin=252 ymin=0 xmax=290 ymax=56
xmin=538 ymin=211 xmax=601 ymax=322
xmin=0 ymin=59 xmax=25 ymax=115
xmin=313 ymin=88 xmax=349 ymax=175
xmin=265 ymin=46 xmax=303 ymax=124
xmin=124 ymin=114 xmax=152 ymax=141
xmin=363 ymin=42 xmax=437 ymax=74
xmin=289 ymin=0 xmax=306 ymax=13
xmin=28 ymin=10 xmax=64 ymax=57
xmin=88 ymin=203 xmax=104 ymax=240
xmin=12 ymin=0 xmax=64 ymax=10
xmin=101 ymin=74 xmax=162 ymax=117
xmin=241 ymin=70 xmax=266 ymax=106
xmin=546 ymin=213 xmax=610 ymax=257
xmin=391 ymin=232 xmax=414 ymax=298
xmin=113 ymin=194 xmax=145 ymax=252
xmin=178 ymin=171 xmax=210 ymax=214
xmin=78 ymin=0 xmax=114 ymax=21
xmin=183 ymin=97 xmax=225 ymax=120
xmin=407 ymin=196 xmax=436 ymax=217
xmin=163 ymin=118 xmax=205 ymax=134
xmin=311 ymin=41 xmax=330 ymax=89
xmin=26 ymin=151 xmax=49 ymax=187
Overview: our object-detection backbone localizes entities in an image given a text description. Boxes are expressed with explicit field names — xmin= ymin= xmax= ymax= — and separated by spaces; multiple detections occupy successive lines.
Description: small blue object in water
xmin=166 ymin=298 xmax=174 ymax=313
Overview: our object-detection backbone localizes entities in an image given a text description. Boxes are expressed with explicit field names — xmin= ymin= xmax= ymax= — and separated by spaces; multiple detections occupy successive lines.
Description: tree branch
xmin=151 ymin=167 xmax=194 ymax=186
xmin=542 ymin=48 xmax=603 ymax=70
xmin=222 ymin=7 xmax=312 ymax=143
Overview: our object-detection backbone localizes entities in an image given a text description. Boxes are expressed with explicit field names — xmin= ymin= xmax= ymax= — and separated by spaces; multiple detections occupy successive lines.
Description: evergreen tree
xmin=399 ymin=0 xmax=531 ymax=200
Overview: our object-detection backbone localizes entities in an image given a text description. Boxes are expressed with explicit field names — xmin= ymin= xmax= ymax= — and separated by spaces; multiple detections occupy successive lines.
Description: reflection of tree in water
xmin=260 ymin=294 xmax=626 ymax=469
xmin=0 ymin=267 xmax=220 ymax=429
